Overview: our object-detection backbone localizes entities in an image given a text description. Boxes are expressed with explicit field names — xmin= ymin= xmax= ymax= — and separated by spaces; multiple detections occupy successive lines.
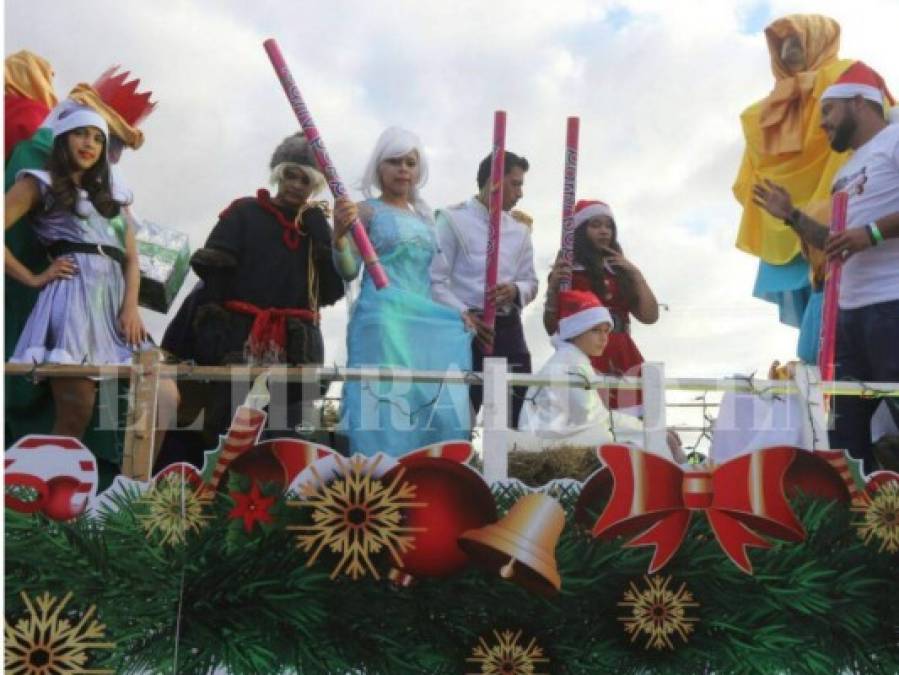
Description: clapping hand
xmin=752 ymin=179 xmax=794 ymax=221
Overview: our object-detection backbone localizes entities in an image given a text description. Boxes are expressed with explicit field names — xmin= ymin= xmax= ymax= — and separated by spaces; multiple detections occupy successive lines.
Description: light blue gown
xmin=340 ymin=199 xmax=472 ymax=456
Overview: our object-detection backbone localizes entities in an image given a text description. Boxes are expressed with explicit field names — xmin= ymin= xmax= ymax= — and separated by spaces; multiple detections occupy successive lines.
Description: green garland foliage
xmin=5 ymin=479 xmax=898 ymax=674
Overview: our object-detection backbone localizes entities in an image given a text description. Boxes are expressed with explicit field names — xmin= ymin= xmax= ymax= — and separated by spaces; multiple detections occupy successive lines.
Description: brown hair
xmin=46 ymin=129 xmax=120 ymax=218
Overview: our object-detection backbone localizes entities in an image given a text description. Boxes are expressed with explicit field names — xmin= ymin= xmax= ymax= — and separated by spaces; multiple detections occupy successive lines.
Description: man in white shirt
xmin=753 ymin=61 xmax=899 ymax=473
xmin=431 ymin=151 xmax=538 ymax=428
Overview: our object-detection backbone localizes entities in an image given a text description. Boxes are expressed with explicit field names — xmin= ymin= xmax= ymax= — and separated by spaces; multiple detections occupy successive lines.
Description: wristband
xmin=869 ymin=222 xmax=884 ymax=245
xmin=865 ymin=224 xmax=877 ymax=246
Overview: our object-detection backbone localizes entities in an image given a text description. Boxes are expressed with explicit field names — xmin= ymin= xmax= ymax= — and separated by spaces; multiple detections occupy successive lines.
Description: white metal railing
xmin=6 ymin=357 xmax=899 ymax=482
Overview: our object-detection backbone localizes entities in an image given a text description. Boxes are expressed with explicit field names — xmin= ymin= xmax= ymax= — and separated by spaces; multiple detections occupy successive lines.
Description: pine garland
xmin=5 ymin=480 xmax=898 ymax=674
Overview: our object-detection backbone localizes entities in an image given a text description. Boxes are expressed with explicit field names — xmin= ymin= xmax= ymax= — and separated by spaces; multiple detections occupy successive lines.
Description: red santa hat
xmin=558 ymin=289 xmax=612 ymax=340
xmin=573 ymin=199 xmax=614 ymax=229
xmin=822 ymin=61 xmax=895 ymax=107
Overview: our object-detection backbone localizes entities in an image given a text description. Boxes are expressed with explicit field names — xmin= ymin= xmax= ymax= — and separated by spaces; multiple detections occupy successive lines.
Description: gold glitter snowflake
xmin=854 ymin=481 xmax=899 ymax=554
xmin=465 ymin=629 xmax=549 ymax=675
xmin=137 ymin=473 xmax=213 ymax=546
xmin=5 ymin=591 xmax=115 ymax=674
xmin=618 ymin=575 xmax=699 ymax=650
xmin=288 ymin=455 xmax=425 ymax=580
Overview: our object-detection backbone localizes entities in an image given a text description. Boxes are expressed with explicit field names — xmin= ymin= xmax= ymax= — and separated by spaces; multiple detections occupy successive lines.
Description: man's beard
xmin=829 ymin=114 xmax=857 ymax=152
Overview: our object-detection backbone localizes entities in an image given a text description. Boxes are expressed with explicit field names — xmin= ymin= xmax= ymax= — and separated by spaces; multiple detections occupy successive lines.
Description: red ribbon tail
xmin=706 ymin=510 xmax=771 ymax=574
xmin=624 ymin=510 xmax=692 ymax=573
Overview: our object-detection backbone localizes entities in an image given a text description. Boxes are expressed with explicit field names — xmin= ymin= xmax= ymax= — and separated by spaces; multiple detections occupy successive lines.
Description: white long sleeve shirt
xmin=430 ymin=197 xmax=538 ymax=314
xmin=517 ymin=342 xmax=643 ymax=448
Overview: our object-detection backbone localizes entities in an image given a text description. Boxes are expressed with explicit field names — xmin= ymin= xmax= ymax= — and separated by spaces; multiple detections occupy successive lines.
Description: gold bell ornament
xmin=458 ymin=493 xmax=564 ymax=596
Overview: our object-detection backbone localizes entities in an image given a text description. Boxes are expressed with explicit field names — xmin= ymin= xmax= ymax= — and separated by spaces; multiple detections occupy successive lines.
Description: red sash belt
xmin=224 ymin=300 xmax=318 ymax=361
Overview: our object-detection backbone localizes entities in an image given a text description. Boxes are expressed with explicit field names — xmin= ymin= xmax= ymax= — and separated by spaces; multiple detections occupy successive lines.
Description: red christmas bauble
xmin=866 ymin=470 xmax=899 ymax=495
xmin=41 ymin=477 xmax=86 ymax=521
xmin=784 ymin=451 xmax=852 ymax=503
xmin=385 ymin=457 xmax=497 ymax=578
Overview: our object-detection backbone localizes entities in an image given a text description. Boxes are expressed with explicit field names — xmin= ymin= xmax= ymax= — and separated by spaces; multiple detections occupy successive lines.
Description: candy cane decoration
xmin=558 ymin=117 xmax=580 ymax=292
xmin=818 ymin=191 xmax=848 ymax=386
xmin=481 ymin=110 xmax=506 ymax=356
xmin=201 ymin=406 xmax=267 ymax=495
xmin=263 ymin=38 xmax=388 ymax=289
xmin=815 ymin=449 xmax=866 ymax=506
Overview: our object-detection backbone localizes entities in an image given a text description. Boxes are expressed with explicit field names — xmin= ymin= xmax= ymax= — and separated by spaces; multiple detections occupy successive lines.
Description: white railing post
xmin=641 ymin=361 xmax=668 ymax=457
xmin=794 ymin=364 xmax=830 ymax=450
xmin=482 ymin=357 xmax=509 ymax=483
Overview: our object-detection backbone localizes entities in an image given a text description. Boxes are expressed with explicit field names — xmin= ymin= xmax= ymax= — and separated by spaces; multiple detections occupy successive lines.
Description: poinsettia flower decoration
xmin=228 ymin=481 xmax=276 ymax=534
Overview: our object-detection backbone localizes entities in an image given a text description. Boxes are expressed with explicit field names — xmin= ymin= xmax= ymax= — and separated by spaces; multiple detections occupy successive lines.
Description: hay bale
xmin=507 ymin=446 xmax=600 ymax=487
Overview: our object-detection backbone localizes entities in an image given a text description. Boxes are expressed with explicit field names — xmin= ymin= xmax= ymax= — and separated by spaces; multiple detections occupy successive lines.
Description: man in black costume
xmin=159 ymin=133 xmax=344 ymax=465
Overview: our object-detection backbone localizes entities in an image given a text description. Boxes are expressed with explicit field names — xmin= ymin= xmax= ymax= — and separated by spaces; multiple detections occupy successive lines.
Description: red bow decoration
xmin=591 ymin=445 xmax=806 ymax=574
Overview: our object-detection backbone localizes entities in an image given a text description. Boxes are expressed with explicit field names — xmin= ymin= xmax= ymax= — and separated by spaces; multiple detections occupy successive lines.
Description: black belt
xmin=48 ymin=241 xmax=125 ymax=266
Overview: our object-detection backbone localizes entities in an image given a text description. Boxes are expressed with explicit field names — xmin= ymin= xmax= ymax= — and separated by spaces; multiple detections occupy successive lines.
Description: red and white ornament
xmin=5 ymin=435 xmax=98 ymax=521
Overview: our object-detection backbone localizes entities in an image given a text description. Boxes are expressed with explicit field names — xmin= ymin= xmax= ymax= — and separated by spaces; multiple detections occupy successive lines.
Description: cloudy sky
xmin=6 ymin=0 xmax=899 ymax=390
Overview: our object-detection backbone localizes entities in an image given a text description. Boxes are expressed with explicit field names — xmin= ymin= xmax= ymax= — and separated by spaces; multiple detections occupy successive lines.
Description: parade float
xmin=5 ymin=36 xmax=899 ymax=675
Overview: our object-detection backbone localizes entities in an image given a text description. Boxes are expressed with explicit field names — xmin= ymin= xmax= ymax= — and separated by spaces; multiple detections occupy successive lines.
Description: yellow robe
xmin=733 ymin=15 xmax=852 ymax=264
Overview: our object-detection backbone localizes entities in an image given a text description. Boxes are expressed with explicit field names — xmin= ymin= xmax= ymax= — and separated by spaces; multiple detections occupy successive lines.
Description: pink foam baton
xmin=481 ymin=110 xmax=507 ymax=356
xmin=817 ymin=190 xmax=849 ymax=385
xmin=558 ymin=117 xmax=580 ymax=292
xmin=263 ymin=38 xmax=388 ymax=289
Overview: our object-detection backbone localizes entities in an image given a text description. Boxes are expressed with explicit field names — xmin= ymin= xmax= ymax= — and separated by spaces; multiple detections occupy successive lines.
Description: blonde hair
xmin=270 ymin=161 xmax=327 ymax=197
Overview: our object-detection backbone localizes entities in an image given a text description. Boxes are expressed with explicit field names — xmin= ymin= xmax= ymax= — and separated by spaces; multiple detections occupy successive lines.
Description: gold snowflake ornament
xmin=288 ymin=454 xmax=426 ymax=580
xmin=138 ymin=473 xmax=213 ymax=547
xmin=854 ymin=481 xmax=899 ymax=554
xmin=466 ymin=629 xmax=549 ymax=675
xmin=618 ymin=575 xmax=699 ymax=650
xmin=5 ymin=591 xmax=115 ymax=674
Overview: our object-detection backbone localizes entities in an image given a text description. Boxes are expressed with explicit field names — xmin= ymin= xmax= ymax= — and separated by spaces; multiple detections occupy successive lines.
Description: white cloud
xmin=6 ymin=0 xmax=897 ymax=413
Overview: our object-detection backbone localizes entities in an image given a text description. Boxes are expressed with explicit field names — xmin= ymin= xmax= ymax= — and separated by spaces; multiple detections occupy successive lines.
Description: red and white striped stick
xmin=558 ymin=117 xmax=580 ymax=292
xmin=263 ymin=38 xmax=389 ymax=289
xmin=815 ymin=449 xmax=866 ymax=505
xmin=201 ymin=406 xmax=267 ymax=495
xmin=818 ymin=191 xmax=848 ymax=386
xmin=481 ymin=110 xmax=507 ymax=356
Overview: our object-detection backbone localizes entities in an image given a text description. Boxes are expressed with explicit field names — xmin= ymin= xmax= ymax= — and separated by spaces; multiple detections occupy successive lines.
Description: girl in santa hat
xmin=544 ymin=199 xmax=660 ymax=412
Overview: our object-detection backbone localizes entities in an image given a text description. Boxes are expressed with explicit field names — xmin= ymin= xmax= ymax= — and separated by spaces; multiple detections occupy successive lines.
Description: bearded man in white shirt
xmin=431 ymin=151 xmax=538 ymax=428
xmin=753 ymin=61 xmax=899 ymax=473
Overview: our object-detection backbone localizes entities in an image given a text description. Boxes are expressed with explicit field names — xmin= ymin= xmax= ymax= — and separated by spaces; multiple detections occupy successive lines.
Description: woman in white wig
xmin=333 ymin=127 xmax=472 ymax=456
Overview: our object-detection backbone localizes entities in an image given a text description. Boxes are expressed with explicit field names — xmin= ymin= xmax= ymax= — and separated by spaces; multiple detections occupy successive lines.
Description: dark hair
xmin=476 ymin=151 xmax=529 ymax=189
xmin=572 ymin=217 xmax=634 ymax=307
xmin=46 ymin=129 xmax=120 ymax=219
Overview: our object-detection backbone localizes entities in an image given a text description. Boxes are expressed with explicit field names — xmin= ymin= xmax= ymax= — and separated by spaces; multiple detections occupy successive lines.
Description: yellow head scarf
xmin=4 ymin=50 xmax=57 ymax=108
xmin=759 ymin=15 xmax=840 ymax=155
